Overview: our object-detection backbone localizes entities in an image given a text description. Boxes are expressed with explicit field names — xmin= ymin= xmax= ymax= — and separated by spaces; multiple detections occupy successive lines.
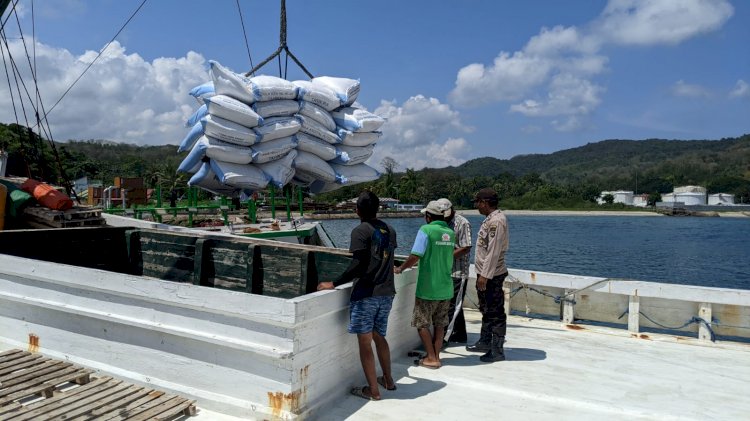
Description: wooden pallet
xmin=22 ymin=206 xmax=105 ymax=228
xmin=0 ymin=349 xmax=196 ymax=420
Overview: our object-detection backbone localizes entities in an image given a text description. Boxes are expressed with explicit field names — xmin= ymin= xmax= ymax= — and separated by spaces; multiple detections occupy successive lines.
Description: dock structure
xmin=329 ymin=310 xmax=750 ymax=420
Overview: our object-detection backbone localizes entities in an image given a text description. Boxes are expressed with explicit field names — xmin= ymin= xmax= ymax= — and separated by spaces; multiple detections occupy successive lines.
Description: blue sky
xmin=1 ymin=0 xmax=747 ymax=170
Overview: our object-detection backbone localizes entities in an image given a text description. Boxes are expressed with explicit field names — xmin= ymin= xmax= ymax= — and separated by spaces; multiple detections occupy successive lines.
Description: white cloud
xmin=729 ymin=80 xmax=749 ymax=98
xmin=449 ymin=52 xmax=554 ymax=107
xmin=595 ymin=0 xmax=733 ymax=46
xmin=366 ymin=96 xmax=471 ymax=170
xmin=671 ymin=80 xmax=711 ymax=98
xmin=0 ymin=39 xmax=209 ymax=145
xmin=449 ymin=0 xmax=733 ymax=135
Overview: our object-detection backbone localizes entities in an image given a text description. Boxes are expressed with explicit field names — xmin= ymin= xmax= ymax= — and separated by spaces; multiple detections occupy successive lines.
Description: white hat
xmin=437 ymin=198 xmax=452 ymax=217
xmin=420 ymin=200 xmax=444 ymax=216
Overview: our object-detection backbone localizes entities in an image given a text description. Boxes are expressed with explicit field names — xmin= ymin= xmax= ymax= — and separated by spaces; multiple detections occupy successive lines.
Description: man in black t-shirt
xmin=318 ymin=191 xmax=398 ymax=401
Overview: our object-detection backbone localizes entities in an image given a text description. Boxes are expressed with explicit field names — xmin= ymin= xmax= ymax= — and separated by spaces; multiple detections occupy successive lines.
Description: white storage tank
xmin=708 ymin=193 xmax=735 ymax=205
xmin=613 ymin=190 xmax=634 ymax=205
xmin=675 ymin=191 xmax=706 ymax=205
xmin=661 ymin=193 xmax=676 ymax=203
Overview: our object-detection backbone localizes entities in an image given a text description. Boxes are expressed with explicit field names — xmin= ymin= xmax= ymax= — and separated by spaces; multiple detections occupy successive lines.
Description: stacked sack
xmin=177 ymin=60 xmax=385 ymax=197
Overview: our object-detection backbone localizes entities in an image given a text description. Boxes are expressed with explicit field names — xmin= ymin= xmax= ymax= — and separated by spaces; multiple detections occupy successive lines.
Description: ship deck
xmin=325 ymin=309 xmax=750 ymax=421
xmin=1 ymin=307 xmax=748 ymax=420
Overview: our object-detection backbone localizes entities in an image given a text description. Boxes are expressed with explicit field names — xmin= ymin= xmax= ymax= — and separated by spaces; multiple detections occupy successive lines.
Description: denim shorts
xmin=349 ymin=295 xmax=394 ymax=336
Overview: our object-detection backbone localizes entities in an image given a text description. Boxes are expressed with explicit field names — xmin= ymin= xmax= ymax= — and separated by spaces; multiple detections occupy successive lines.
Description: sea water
xmin=320 ymin=215 xmax=750 ymax=290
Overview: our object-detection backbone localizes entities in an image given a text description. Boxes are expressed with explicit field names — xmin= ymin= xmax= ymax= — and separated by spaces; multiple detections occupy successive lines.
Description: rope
xmin=235 ymin=0 xmax=255 ymax=74
xmin=39 ymin=0 xmax=149 ymax=122
xmin=618 ymin=309 xmax=716 ymax=342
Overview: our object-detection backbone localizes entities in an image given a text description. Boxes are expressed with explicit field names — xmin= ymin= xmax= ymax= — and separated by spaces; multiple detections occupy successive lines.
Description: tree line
xmin=1 ymin=122 xmax=748 ymax=208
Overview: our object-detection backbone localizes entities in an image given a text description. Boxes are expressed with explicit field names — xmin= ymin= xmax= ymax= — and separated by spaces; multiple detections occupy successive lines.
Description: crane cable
xmin=38 ymin=0 xmax=149 ymax=124
xmin=236 ymin=0 xmax=255 ymax=74
xmin=244 ymin=0 xmax=313 ymax=79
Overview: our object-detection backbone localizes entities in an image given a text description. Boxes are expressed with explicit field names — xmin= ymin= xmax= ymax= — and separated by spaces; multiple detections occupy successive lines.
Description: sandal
xmin=350 ymin=385 xmax=380 ymax=401
xmin=377 ymin=375 xmax=397 ymax=391
xmin=414 ymin=357 xmax=441 ymax=370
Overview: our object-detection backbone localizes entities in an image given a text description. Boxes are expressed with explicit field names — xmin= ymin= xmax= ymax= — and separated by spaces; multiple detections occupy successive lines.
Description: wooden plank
xmin=0 ymin=350 xmax=23 ymax=359
xmin=139 ymin=231 xmax=198 ymax=282
xmin=0 ymin=361 xmax=70 ymax=387
xmin=0 ymin=401 xmax=21 ymax=416
xmin=38 ymin=381 xmax=132 ymax=421
xmin=628 ymin=295 xmax=640 ymax=333
xmin=118 ymin=396 xmax=186 ymax=421
xmin=0 ymin=356 xmax=47 ymax=377
xmin=699 ymin=302 xmax=712 ymax=341
xmin=562 ymin=288 xmax=575 ymax=323
xmin=0 ymin=367 xmax=92 ymax=404
xmin=259 ymin=245 xmax=310 ymax=298
xmin=66 ymin=385 xmax=151 ymax=421
xmin=0 ymin=354 xmax=41 ymax=372
xmin=97 ymin=392 xmax=171 ymax=421
xmin=9 ymin=378 xmax=124 ymax=421
xmin=12 ymin=376 xmax=113 ymax=415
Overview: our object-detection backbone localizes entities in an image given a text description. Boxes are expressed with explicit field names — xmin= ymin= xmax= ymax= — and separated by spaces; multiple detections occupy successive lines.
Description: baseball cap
xmin=474 ymin=188 xmax=498 ymax=202
xmin=437 ymin=198 xmax=453 ymax=217
xmin=420 ymin=200 xmax=444 ymax=216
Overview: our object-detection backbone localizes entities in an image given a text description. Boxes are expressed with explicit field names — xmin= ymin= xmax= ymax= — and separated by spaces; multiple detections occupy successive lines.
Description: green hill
xmin=1 ymin=121 xmax=748 ymax=208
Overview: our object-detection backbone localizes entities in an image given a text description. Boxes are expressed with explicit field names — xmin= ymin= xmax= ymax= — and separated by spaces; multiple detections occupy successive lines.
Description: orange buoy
xmin=20 ymin=179 xmax=74 ymax=211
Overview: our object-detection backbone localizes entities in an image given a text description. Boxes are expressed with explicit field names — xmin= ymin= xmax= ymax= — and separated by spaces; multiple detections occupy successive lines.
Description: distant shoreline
xmin=457 ymin=209 xmax=661 ymax=217
xmin=305 ymin=209 xmax=749 ymax=220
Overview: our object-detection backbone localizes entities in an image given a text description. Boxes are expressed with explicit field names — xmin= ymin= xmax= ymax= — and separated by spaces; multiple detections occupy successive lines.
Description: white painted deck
xmin=326 ymin=309 xmax=750 ymax=421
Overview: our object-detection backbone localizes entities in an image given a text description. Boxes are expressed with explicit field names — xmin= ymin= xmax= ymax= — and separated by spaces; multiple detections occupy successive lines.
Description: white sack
xmin=203 ymin=115 xmax=260 ymax=146
xmin=297 ymin=115 xmax=340 ymax=145
xmin=251 ymin=136 xmax=297 ymax=164
xmin=293 ymin=80 xmax=341 ymax=111
xmin=258 ymin=149 xmax=297 ymax=188
xmin=331 ymin=107 xmax=385 ymax=132
xmin=188 ymin=162 xmax=245 ymax=197
xmin=205 ymin=94 xmax=263 ymax=128
xmin=186 ymin=103 xmax=207 ymax=127
xmin=189 ymin=81 xmax=215 ymax=104
xmin=209 ymin=61 xmax=255 ymax=105
xmin=337 ymin=128 xmax=381 ymax=147
xmin=178 ymin=121 xmax=204 ymax=153
xmin=204 ymin=136 xmax=254 ymax=164
xmin=177 ymin=136 xmax=208 ymax=173
xmin=250 ymin=75 xmax=298 ymax=102
xmin=293 ymin=151 xmax=342 ymax=184
xmin=253 ymin=99 xmax=300 ymax=118
xmin=330 ymin=163 xmax=380 ymax=184
xmin=312 ymin=76 xmax=360 ymax=106
xmin=255 ymin=116 xmax=301 ymax=142
xmin=295 ymin=132 xmax=347 ymax=162
xmin=332 ymin=144 xmax=373 ymax=165
xmin=298 ymin=101 xmax=336 ymax=131
xmin=210 ymin=160 xmax=269 ymax=190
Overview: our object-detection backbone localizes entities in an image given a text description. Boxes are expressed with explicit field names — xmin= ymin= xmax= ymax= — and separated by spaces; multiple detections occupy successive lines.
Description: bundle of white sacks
xmin=177 ymin=60 xmax=384 ymax=197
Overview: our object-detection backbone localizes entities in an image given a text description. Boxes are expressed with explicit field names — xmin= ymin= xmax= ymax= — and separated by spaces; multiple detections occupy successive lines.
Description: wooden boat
xmin=0 ymin=225 xmax=748 ymax=419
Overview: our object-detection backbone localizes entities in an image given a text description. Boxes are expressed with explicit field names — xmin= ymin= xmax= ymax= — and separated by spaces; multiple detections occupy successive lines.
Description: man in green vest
xmin=394 ymin=200 xmax=455 ymax=369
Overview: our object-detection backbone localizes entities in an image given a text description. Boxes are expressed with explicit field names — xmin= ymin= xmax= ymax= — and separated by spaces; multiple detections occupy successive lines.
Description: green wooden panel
xmin=195 ymin=238 xmax=258 ymax=292
xmin=257 ymin=245 xmax=311 ymax=299
xmin=313 ymin=252 xmax=351 ymax=286
xmin=136 ymin=231 xmax=198 ymax=282
xmin=0 ymin=227 xmax=131 ymax=273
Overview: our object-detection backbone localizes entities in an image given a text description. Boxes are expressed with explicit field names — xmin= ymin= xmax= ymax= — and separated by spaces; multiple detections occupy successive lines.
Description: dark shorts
xmin=349 ymin=295 xmax=394 ymax=336
xmin=411 ymin=297 xmax=451 ymax=329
